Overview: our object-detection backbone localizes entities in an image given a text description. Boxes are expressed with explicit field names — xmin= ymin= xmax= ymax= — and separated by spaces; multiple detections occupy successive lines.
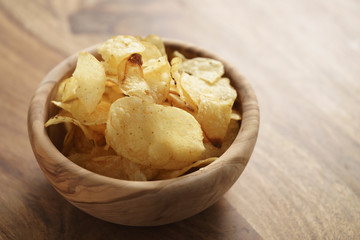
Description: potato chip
xmin=88 ymin=124 xmax=106 ymax=135
xmin=200 ymin=119 xmax=240 ymax=159
xmin=105 ymin=74 xmax=118 ymax=84
xmin=52 ymin=98 xmax=111 ymax=125
xmin=176 ymin=73 xmax=201 ymax=110
xmin=144 ymin=34 xmax=167 ymax=57
xmin=168 ymin=93 xmax=187 ymax=110
xmin=171 ymin=58 xmax=197 ymax=111
xmin=179 ymin=74 xmax=237 ymax=144
xmin=98 ymin=35 xmax=145 ymax=76
xmin=55 ymin=78 xmax=66 ymax=101
xmin=170 ymin=57 xmax=182 ymax=82
xmin=177 ymin=52 xmax=224 ymax=84
xmin=73 ymin=127 xmax=97 ymax=153
xmin=173 ymin=50 xmax=186 ymax=60
xmin=197 ymin=98 xmax=233 ymax=147
xmin=119 ymin=53 xmax=153 ymax=102
xmin=106 ymin=96 xmax=205 ymax=169
xmin=169 ymin=78 xmax=178 ymax=95
xmin=139 ymin=40 xmax=162 ymax=63
xmin=103 ymin=80 xmax=125 ymax=103
xmin=231 ymin=109 xmax=242 ymax=120
xmin=73 ymin=52 xmax=106 ymax=113
xmin=143 ymin=56 xmax=171 ymax=103
xmin=213 ymin=77 xmax=238 ymax=102
xmin=61 ymin=77 xmax=78 ymax=102
xmin=179 ymin=74 xmax=238 ymax=105
xmin=45 ymin=115 xmax=97 ymax=141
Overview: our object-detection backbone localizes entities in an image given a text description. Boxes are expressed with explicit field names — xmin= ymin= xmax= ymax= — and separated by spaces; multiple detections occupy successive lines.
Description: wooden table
xmin=1 ymin=0 xmax=359 ymax=239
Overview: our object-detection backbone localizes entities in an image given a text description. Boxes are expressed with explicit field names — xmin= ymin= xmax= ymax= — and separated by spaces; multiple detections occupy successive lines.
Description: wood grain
xmin=1 ymin=0 xmax=360 ymax=239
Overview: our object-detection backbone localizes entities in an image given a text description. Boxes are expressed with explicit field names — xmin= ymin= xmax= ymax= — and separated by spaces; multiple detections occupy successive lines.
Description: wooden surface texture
xmin=1 ymin=0 xmax=360 ymax=239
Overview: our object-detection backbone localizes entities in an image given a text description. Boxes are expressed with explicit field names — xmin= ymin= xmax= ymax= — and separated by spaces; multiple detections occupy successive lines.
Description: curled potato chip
xmin=197 ymin=98 xmax=233 ymax=147
xmin=106 ymin=96 xmax=205 ymax=169
xmin=105 ymin=74 xmax=118 ymax=84
xmin=139 ymin=40 xmax=162 ymax=63
xmin=144 ymin=34 xmax=167 ymax=57
xmin=176 ymin=73 xmax=200 ymax=111
xmin=176 ymin=51 xmax=224 ymax=84
xmin=45 ymin=115 xmax=97 ymax=141
xmin=73 ymin=52 xmax=106 ymax=113
xmin=52 ymin=98 xmax=111 ymax=125
xmin=98 ymin=35 xmax=145 ymax=76
xmin=200 ymin=119 xmax=240 ymax=159
xmin=170 ymin=57 xmax=182 ymax=82
xmin=61 ymin=77 xmax=78 ymax=102
xmin=231 ymin=109 xmax=242 ymax=120
xmin=173 ymin=50 xmax=186 ymax=60
xmin=171 ymin=58 xmax=197 ymax=111
xmin=179 ymin=74 xmax=237 ymax=144
xmin=55 ymin=77 xmax=66 ymax=101
xmin=103 ymin=80 xmax=125 ymax=103
xmin=168 ymin=93 xmax=187 ymax=110
xmin=143 ymin=56 xmax=171 ymax=103
xmin=88 ymin=124 xmax=106 ymax=135
xmin=119 ymin=53 xmax=153 ymax=102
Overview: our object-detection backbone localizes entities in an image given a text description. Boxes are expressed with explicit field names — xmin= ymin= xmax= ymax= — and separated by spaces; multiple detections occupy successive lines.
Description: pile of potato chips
xmin=46 ymin=35 xmax=241 ymax=181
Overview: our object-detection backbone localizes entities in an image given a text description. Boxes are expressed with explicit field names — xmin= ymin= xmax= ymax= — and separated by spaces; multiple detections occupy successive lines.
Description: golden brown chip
xmin=180 ymin=57 xmax=224 ymax=84
xmin=200 ymin=119 xmax=240 ymax=159
xmin=168 ymin=93 xmax=194 ymax=114
xmin=45 ymin=115 xmax=94 ymax=140
xmin=119 ymin=53 xmax=153 ymax=102
xmin=144 ymin=34 xmax=167 ymax=57
xmin=103 ymin=80 xmax=125 ymax=103
xmin=231 ymin=109 xmax=242 ymax=120
xmin=52 ymin=98 xmax=111 ymax=126
xmin=139 ymin=40 xmax=162 ymax=63
xmin=98 ymin=35 xmax=145 ymax=75
xmin=73 ymin=52 xmax=106 ymax=113
xmin=171 ymin=58 xmax=197 ymax=111
xmin=55 ymin=78 xmax=66 ymax=101
xmin=179 ymin=74 xmax=237 ymax=144
xmin=197 ymin=98 xmax=233 ymax=147
xmin=173 ymin=51 xmax=224 ymax=84
xmin=61 ymin=76 xmax=78 ymax=102
xmin=143 ymin=56 xmax=171 ymax=103
xmin=106 ymin=96 xmax=205 ymax=169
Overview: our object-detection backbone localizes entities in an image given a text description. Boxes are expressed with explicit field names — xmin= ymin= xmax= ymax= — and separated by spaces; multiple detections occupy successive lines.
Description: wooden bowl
xmin=27 ymin=40 xmax=259 ymax=226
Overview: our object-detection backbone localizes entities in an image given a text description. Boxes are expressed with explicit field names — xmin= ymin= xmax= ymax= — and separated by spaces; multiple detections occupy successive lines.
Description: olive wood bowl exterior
xmin=27 ymin=40 xmax=259 ymax=226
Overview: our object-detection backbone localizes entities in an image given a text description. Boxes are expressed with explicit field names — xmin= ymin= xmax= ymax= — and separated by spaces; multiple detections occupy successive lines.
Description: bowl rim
xmin=28 ymin=38 xmax=260 ymax=190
